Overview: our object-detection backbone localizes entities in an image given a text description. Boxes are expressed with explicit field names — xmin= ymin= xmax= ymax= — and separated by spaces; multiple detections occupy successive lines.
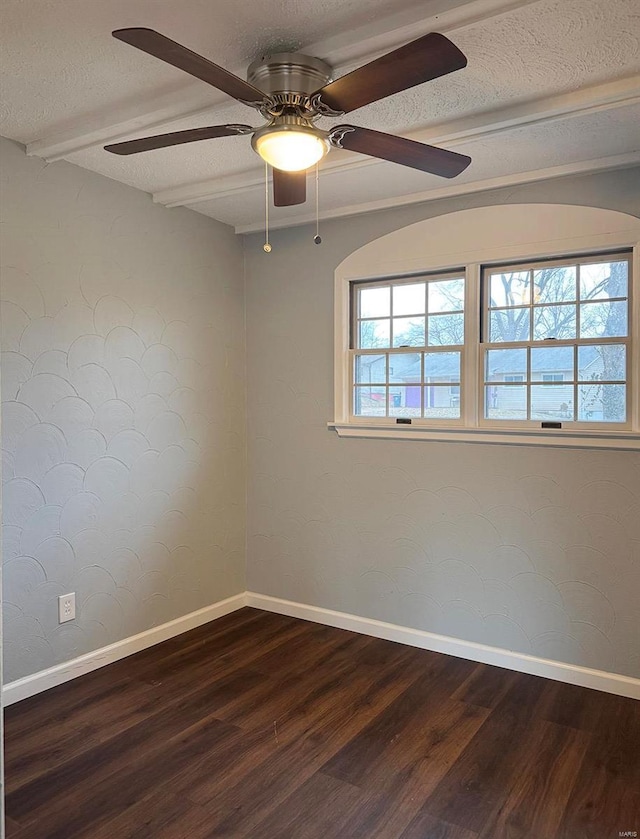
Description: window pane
xmin=390 ymin=385 xmax=422 ymax=417
xmin=389 ymin=353 xmax=421 ymax=383
xmin=580 ymin=261 xmax=628 ymax=300
xmin=533 ymin=304 xmax=576 ymax=340
xmin=424 ymin=351 xmax=460 ymax=382
xmin=578 ymin=344 xmax=625 ymax=382
xmin=489 ymin=308 xmax=530 ymax=342
xmin=355 ymin=354 xmax=386 ymax=384
xmin=393 ymin=317 xmax=424 ymax=347
xmin=359 ymin=286 xmax=390 ymax=318
xmin=424 ymin=385 xmax=460 ymax=418
xmin=427 ymin=312 xmax=464 ymax=345
xmin=580 ymin=301 xmax=628 ymax=338
xmin=531 ymin=346 xmax=574 ymax=381
xmin=485 ymin=385 xmax=527 ymax=420
xmin=393 ymin=283 xmax=425 ymax=316
xmin=531 ymin=385 xmax=574 ymax=421
xmin=354 ymin=386 xmax=386 ymax=416
xmin=359 ymin=319 xmax=390 ymax=348
xmin=485 ymin=348 xmax=527 ymax=382
xmin=578 ymin=384 xmax=626 ymax=422
xmin=429 ymin=279 xmax=464 ymax=313
xmin=489 ymin=271 xmax=530 ymax=308
xmin=533 ymin=266 xmax=576 ymax=304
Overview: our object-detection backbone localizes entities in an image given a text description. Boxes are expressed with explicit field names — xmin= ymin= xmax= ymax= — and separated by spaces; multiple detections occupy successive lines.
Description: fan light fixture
xmin=252 ymin=121 xmax=329 ymax=172
xmin=105 ymin=29 xmax=473 ymax=206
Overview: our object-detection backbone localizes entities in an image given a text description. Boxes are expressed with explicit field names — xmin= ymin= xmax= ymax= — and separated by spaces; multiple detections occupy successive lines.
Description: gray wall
xmin=244 ymin=166 xmax=640 ymax=680
xmin=3 ymin=139 xmax=639 ymax=687
xmin=1 ymin=137 xmax=246 ymax=683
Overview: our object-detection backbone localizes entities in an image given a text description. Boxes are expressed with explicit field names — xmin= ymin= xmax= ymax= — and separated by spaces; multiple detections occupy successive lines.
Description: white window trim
xmin=331 ymin=204 xmax=640 ymax=450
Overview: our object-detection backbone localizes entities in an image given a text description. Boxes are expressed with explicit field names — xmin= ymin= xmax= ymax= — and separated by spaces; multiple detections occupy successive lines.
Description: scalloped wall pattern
xmin=1 ymin=137 xmax=246 ymax=683
xmin=244 ymin=170 xmax=640 ymax=680
xmin=3 ymin=136 xmax=640 ymax=687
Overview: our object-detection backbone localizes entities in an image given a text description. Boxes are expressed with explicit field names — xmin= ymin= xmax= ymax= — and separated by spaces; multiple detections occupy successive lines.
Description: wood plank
xmin=5 ymin=677 xmax=160 ymax=793
xmin=3 ymin=606 xmax=262 ymax=738
xmin=452 ymin=662 xmax=519 ymax=709
xmin=213 ymin=629 xmax=375 ymax=731
xmin=81 ymin=791 xmax=214 ymax=839
xmin=250 ymin=771 xmax=368 ymax=839
xmin=216 ymin=632 xmax=394 ymax=733
xmin=321 ymin=654 xmax=477 ymax=787
xmin=6 ymin=668 xmax=266 ymax=823
xmin=556 ymin=693 xmax=640 ymax=838
xmin=400 ymin=811 xmax=479 ymax=839
xmin=5 ymin=816 xmax=23 ymax=837
xmin=540 ymin=679 xmax=611 ymax=732
xmin=336 ymin=698 xmax=490 ymax=838
xmin=15 ymin=716 xmax=242 ymax=839
xmin=478 ymin=719 xmax=590 ymax=838
xmin=420 ymin=672 xmax=552 ymax=833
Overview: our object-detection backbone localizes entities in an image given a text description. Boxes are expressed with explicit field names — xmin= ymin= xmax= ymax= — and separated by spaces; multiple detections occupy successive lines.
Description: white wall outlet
xmin=58 ymin=592 xmax=76 ymax=623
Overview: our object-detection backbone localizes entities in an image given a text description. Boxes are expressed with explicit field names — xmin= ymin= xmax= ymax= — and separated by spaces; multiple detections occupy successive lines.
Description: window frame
xmin=350 ymin=269 xmax=467 ymax=426
xmin=478 ymin=250 xmax=632 ymax=431
xmin=331 ymin=204 xmax=640 ymax=450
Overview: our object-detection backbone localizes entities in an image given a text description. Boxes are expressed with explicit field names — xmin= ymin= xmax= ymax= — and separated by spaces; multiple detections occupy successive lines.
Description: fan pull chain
xmin=263 ymin=162 xmax=272 ymax=253
xmin=313 ymin=162 xmax=322 ymax=245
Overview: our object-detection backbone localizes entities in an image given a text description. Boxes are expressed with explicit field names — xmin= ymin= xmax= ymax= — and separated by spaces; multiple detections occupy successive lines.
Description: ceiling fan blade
xmin=329 ymin=125 xmax=471 ymax=178
xmin=273 ymin=169 xmax=306 ymax=207
xmin=105 ymin=124 xmax=253 ymax=155
xmin=112 ymin=28 xmax=267 ymax=106
xmin=313 ymin=33 xmax=466 ymax=114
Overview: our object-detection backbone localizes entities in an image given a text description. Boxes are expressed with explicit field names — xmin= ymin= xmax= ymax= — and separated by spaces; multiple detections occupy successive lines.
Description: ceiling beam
xmin=235 ymin=152 xmax=640 ymax=234
xmin=26 ymin=0 xmax=541 ymax=162
xmin=151 ymin=75 xmax=640 ymax=208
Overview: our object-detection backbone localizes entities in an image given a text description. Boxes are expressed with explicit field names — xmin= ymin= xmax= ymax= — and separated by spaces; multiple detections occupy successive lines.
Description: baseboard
xmin=5 ymin=590 xmax=639 ymax=704
xmin=2 ymin=593 xmax=247 ymax=706
xmin=245 ymin=591 xmax=640 ymax=700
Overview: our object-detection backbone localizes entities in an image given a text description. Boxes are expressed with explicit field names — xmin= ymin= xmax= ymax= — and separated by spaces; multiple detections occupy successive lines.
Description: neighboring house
xmin=357 ymin=352 xmax=459 ymax=413
xmin=484 ymin=345 xmax=604 ymax=417
xmin=358 ymin=346 xmax=611 ymax=417
xmin=393 ymin=353 xmax=459 ymax=409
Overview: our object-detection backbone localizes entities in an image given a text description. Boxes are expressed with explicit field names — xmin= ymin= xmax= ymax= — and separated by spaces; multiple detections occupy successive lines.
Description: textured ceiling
xmin=1 ymin=0 xmax=639 ymax=230
xmin=0 ymin=0 xmax=428 ymax=138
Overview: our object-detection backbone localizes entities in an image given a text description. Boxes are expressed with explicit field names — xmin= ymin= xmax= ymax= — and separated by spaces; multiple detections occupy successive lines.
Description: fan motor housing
xmin=247 ymin=52 xmax=333 ymax=98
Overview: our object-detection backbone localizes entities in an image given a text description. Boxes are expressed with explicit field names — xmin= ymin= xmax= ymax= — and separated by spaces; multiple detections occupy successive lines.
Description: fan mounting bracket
xmin=226 ymin=124 xmax=256 ymax=135
xmin=328 ymin=125 xmax=357 ymax=148
xmin=308 ymin=93 xmax=345 ymax=118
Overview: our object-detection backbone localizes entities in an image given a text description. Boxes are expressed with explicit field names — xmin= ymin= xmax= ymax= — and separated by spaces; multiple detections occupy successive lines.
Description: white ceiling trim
xmin=25 ymin=0 xmax=541 ymax=162
xmin=235 ymin=151 xmax=640 ymax=234
xmin=152 ymin=75 xmax=640 ymax=209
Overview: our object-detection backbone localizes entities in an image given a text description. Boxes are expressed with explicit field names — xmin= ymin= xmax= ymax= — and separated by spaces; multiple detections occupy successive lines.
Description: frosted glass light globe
xmin=254 ymin=129 xmax=328 ymax=172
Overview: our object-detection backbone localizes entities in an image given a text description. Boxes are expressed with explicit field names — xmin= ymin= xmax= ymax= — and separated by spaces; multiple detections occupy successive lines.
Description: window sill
xmin=328 ymin=422 xmax=640 ymax=450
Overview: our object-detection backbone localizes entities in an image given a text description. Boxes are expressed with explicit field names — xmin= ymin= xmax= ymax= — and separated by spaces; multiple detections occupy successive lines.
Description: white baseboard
xmin=2 ymin=593 xmax=247 ymax=706
xmin=245 ymin=591 xmax=640 ymax=700
xmin=5 ymin=590 xmax=639 ymax=704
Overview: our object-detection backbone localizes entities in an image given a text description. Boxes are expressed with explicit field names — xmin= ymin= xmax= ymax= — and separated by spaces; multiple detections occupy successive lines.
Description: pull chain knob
xmin=314 ymin=162 xmax=322 ymax=245
xmin=264 ymin=161 xmax=272 ymax=253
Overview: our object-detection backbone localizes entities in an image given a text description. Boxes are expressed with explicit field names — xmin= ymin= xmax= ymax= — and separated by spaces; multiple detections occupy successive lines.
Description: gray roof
xmin=485 ymin=345 xmax=599 ymax=374
xmin=393 ymin=353 xmax=455 ymax=379
xmin=391 ymin=345 xmax=604 ymax=380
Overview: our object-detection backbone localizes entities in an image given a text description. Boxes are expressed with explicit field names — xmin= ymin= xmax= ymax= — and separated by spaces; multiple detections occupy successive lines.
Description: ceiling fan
xmin=105 ymin=28 xmax=471 ymax=207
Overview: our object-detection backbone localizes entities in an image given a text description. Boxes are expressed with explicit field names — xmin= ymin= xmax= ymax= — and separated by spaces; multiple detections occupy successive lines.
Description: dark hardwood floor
xmin=4 ymin=607 xmax=640 ymax=838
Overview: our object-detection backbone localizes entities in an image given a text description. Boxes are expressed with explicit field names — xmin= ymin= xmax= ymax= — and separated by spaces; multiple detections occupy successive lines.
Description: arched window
xmin=332 ymin=204 xmax=639 ymax=449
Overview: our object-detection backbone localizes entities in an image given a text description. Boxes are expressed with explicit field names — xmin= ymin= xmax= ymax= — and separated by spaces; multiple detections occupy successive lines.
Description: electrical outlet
xmin=58 ymin=592 xmax=76 ymax=623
